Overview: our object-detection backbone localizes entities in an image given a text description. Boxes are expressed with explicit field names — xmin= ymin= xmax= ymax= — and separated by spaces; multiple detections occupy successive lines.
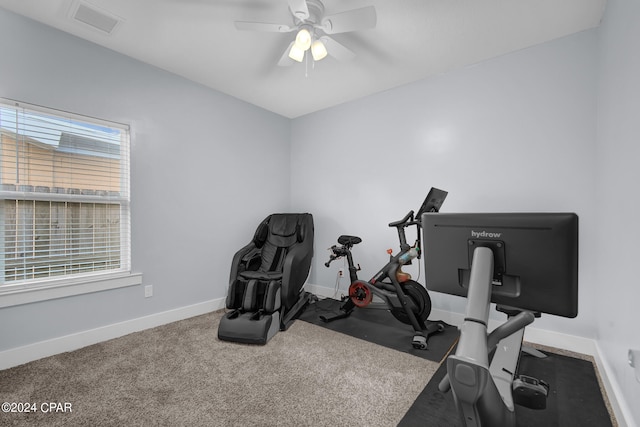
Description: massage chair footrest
xmin=218 ymin=310 xmax=281 ymax=345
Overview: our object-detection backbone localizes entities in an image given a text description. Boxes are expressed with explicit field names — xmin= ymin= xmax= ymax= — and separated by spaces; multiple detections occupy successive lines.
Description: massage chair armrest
xmin=229 ymin=242 xmax=258 ymax=286
xmin=280 ymin=241 xmax=313 ymax=308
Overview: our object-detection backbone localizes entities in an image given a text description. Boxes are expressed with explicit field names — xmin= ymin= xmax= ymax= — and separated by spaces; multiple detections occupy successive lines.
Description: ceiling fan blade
xmin=320 ymin=36 xmax=355 ymax=61
xmin=321 ymin=6 xmax=376 ymax=34
xmin=278 ymin=42 xmax=296 ymax=66
xmin=234 ymin=21 xmax=294 ymax=32
xmin=288 ymin=0 xmax=309 ymax=21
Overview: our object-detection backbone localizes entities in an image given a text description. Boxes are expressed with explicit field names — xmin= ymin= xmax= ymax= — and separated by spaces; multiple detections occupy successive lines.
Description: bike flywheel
xmin=348 ymin=280 xmax=373 ymax=308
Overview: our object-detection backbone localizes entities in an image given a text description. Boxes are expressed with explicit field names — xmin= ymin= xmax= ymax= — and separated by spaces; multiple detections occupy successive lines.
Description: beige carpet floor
xmin=0 ymin=310 xmax=440 ymax=426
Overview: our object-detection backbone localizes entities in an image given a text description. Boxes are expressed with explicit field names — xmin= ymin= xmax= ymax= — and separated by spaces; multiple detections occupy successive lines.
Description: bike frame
xmin=325 ymin=211 xmax=430 ymax=345
xmin=322 ymin=188 xmax=448 ymax=349
xmin=361 ymin=257 xmax=426 ymax=332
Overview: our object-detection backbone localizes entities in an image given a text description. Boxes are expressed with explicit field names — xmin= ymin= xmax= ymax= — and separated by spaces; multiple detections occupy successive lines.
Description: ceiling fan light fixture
xmin=288 ymin=43 xmax=305 ymax=62
xmin=294 ymin=28 xmax=312 ymax=51
xmin=311 ymin=39 xmax=327 ymax=61
xmin=234 ymin=0 xmax=378 ymax=67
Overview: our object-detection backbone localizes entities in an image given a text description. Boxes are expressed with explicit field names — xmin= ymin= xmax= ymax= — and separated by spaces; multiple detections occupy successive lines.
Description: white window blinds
xmin=0 ymin=99 xmax=131 ymax=284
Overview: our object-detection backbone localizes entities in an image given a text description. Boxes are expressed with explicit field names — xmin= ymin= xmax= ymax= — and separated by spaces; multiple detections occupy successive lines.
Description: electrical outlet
xmin=144 ymin=285 xmax=153 ymax=298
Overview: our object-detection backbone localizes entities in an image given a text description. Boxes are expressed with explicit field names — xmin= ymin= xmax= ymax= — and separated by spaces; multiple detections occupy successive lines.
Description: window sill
xmin=0 ymin=272 xmax=143 ymax=308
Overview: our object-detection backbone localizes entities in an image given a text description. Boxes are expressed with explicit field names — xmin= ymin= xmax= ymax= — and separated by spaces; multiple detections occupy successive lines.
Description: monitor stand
xmin=439 ymin=246 xmax=541 ymax=427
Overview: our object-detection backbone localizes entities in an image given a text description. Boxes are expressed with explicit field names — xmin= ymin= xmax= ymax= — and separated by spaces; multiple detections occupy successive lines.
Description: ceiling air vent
xmin=70 ymin=1 xmax=122 ymax=35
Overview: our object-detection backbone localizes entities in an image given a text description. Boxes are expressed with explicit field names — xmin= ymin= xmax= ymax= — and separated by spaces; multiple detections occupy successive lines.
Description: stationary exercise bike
xmin=322 ymin=188 xmax=448 ymax=349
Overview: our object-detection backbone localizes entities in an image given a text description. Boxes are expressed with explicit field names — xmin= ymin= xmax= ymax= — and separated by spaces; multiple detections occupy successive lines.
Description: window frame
xmin=0 ymin=98 xmax=140 ymax=307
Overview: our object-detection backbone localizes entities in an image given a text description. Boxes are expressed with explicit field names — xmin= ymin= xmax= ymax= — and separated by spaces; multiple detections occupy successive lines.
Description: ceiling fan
xmin=234 ymin=0 xmax=376 ymax=66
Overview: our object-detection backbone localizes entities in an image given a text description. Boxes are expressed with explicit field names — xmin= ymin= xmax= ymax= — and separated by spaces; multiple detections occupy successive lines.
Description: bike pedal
xmin=513 ymin=375 xmax=549 ymax=409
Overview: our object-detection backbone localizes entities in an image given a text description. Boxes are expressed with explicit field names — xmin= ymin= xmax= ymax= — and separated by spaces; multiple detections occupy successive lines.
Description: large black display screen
xmin=422 ymin=212 xmax=578 ymax=318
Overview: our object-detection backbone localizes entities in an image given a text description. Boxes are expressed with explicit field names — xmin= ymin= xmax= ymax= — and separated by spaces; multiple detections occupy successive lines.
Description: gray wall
xmin=0 ymin=9 xmax=291 ymax=350
xmin=291 ymin=29 xmax=598 ymax=340
xmin=596 ymin=0 xmax=640 ymax=423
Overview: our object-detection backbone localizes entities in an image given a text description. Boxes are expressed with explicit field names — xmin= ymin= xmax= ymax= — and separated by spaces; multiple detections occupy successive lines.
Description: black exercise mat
xmin=299 ymin=297 xmax=459 ymax=363
xmin=399 ymin=349 xmax=614 ymax=427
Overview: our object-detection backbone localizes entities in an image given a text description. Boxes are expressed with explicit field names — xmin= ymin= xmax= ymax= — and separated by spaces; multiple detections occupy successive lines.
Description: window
xmin=0 ymin=99 xmax=136 ymax=304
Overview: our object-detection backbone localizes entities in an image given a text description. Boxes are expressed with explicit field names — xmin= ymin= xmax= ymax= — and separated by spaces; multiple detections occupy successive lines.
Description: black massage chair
xmin=218 ymin=213 xmax=314 ymax=344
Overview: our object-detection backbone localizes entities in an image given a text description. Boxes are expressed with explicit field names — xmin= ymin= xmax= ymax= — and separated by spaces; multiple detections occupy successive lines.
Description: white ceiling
xmin=0 ymin=0 xmax=606 ymax=118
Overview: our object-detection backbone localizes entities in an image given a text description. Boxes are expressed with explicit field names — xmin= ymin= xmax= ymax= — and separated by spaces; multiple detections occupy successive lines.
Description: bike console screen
xmin=416 ymin=187 xmax=448 ymax=219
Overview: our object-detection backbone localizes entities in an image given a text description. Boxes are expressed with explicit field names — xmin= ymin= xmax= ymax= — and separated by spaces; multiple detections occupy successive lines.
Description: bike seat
xmin=338 ymin=235 xmax=362 ymax=246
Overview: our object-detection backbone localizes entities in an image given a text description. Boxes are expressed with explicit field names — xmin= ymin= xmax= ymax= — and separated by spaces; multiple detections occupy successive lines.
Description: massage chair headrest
xmin=253 ymin=214 xmax=306 ymax=248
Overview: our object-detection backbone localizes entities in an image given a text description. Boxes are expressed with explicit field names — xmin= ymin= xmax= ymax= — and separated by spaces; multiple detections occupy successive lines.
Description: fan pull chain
xmin=305 ymin=51 xmax=309 ymax=78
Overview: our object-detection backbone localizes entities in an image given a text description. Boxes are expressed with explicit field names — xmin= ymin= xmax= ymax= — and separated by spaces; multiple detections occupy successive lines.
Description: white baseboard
xmin=307 ymin=283 xmax=595 ymax=354
xmin=305 ymin=283 xmax=340 ymax=299
xmin=1 ymin=285 xmax=632 ymax=427
xmin=0 ymin=298 xmax=226 ymax=370
xmin=305 ymin=283 xmax=630 ymax=426
xmin=592 ymin=342 xmax=635 ymax=427
xmin=427 ymin=307 xmax=597 ymax=356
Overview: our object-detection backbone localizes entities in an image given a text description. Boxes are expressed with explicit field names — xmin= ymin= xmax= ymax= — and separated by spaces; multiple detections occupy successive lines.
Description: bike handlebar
xmin=325 ymin=244 xmax=348 ymax=267
xmin=388 ymin=210 xmax=414 ymax=228
xmin=388 ymin=211 xmax=423 ymax=230
xmin=326 ymin=209 xmax=423 ymax=268
xmin=324 ymin=255 xmax=336 ymax=268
